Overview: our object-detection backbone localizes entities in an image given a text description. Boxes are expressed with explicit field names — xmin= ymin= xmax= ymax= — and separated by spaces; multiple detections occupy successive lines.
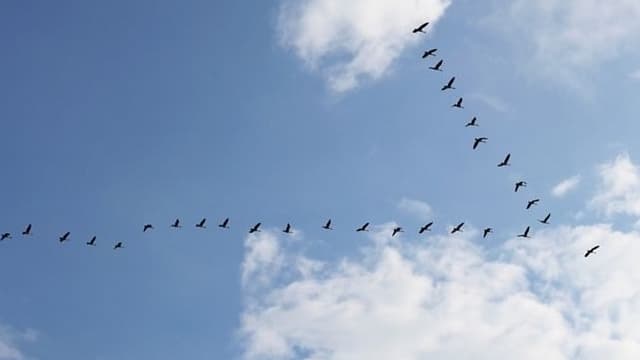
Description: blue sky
xmin=2 ymin=1 xmax=640 ymax=359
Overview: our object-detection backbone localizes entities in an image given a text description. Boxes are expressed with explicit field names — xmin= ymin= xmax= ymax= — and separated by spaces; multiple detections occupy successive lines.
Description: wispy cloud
xmin=552 ymin=175 xmax=581 ymax=198
xmin=277 ymin=0 xmax=451 ymax=92
xmin=590 ymin=153 xmax=640 ymax=217
xmin=469 ymin=93 xmax=509 ymax=113
xmin=397 ymin=197 xmax=433 ymax=220
xmin=631 ymin=69 xmax=640 ymax=80
xmin=0 ymin=325 xmax=36 ymax=360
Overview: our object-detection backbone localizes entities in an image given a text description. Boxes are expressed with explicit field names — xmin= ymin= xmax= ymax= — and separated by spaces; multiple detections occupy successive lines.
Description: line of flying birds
xmin=0 ymin=21 xmax=600 ymax=259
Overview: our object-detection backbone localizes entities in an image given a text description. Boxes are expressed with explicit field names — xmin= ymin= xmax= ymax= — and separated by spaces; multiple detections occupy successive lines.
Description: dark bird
xmin=412 ymin=21 xmax=430 ymax=33
xmin=515 ymin=181 xmax=527 ymax=193
xmin=429 ymin=59 xmax=443 ymax=71
xmin=451 ymin=222 xmax=465 ymax=234
xmin=0 ymin=233 xmax=11 ymax=241
xmin=538 ymin=213 xmax=551 ymax=225
xmin=356 ymin=222 xmax=370 ymax=232
xmin=465 ymin=117 xmax=478 ymax=127
xmin=419 ymin=222 xmax=434 ymax=234
xmin=483 ymin=228 xmax=493 ymax=238
xmin=218 ymin=218 xmax=230 ymax=229
xmin=526 ymin=199 xmax=540 ymax=210
xmin=584 ymin=245 xmax=600 ymax=258
xmin=249 ymin=223 xmax=261 ymax=234
xmin=422 ymin=49 xmax=438 ymax=58
xmin=441 ymin=77 xmax=456 ymax=91
xmin=322 ymin=219 xmax=333 ymax=230
xmin=452 ymin=97 xmax=464 ymax=109
xmin=497 ymin=153 xmax=511 ymax=167
xmin=196 ymin=218 xmax=207 ymax=229
xmin=86 ymin=236 xmax=97 ymax=246
xmin=171 ymin=218 xmax=181 ymax=228
xmin=517 ymin=226 xmax=531 ymax=238
xmin=392 ymin=227 xmax=403 ymax=237
xmin=22 ymin=224 xmax=32 ymax=236
xmin=283 ymin=223 xmax=293 ymax=234
xmin=113 ymin=241 xmax=123 ymax=250
xmin=473 ymin=137 xmax=488 ymax=150
xmin=59 ymin=231 xmax=70 ymax=243
xmin=143 ymin=224 xmax=154 ymax=232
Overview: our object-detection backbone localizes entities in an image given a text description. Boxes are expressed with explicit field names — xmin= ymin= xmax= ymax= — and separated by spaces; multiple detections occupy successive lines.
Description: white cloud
xmin=469 ymin=93 xmax=509 ymax=113
xmin=397 ymin=197 xmax=433 ymax=220
xmin=590 ymin=153 xmax=640 ymax=217
xmin=277 ymin=0 xmax=451 ymax=92
xmin=552 ymin=175 xmax=581 ymax=198
xmin=242 ymin=231 xmax=284 ymax=288
xmin=0 ymin=326 xmax=36 ymax=360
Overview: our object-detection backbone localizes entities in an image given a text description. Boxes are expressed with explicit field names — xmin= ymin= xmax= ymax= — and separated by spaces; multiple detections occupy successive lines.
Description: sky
xmin=1 ymin=0 xmax=640 ymax=359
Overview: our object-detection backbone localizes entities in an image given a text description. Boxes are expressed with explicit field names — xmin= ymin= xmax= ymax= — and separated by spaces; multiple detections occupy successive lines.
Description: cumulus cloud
xmin=277 ymin=0 xmax=451 ymax=92
xmin=590 ymin=153 xmax=640 ymax=217
xmin=397 ymin=197 xmax=433 ymax=220
xmin=242 ymin=231 xmax=284 ymax=287
xmin=552 ymin=175 xmax=581 ymax=198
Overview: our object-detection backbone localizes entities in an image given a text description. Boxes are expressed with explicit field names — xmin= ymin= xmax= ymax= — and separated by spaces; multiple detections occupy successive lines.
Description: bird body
xmin=0 ymin=233 xmax=11 ymax=241
xmin=422 ymin=49 xmax=438 ymax=58
xmin=322 ymin=219 xmax=333 ymax=230
xmin=584 ymin=245 xmax=600 ymax=258
xmin=22 ymin=224 xmax=32 ymax=236
xmin=451 ymin=222 xmax=465 ymax=234
xmin=143 ymin=224 xmax=153 ymax=232
xmin=249 ymin=223 xmax=261 ymax=234
xmin=412 ymin=21 xmax=429 ymax=33
xmin=526 ymin=199 xmax=540 ymax=210
xmin=518 ymin=226 xmax=531 ymax=238
xmin=498 ymin=153 xmax=511 ymax=167
xmin=515 ymin=181 xmax=527 ymax=192
xmin=539 ymin=213 xmax=551 ymax=224
xmin=465 ymin=117 xmax=478 ymax=127
xmin=442 ymin=77 xmax=456 ymax=91
xmin=113 ymin=242 xmax=123 ymax=250
xmin=196 ymin=218 xmax=207 ymax=228
xmin=86 ymin=236 xmax=97 ymax=246
xmin=219 ymin=218 xmax=230 ymax=229
xmin=171 ymin=218 xmax=181 ymax=228
xmin=392 ymin=227 xmax=403 ymax=237
xmin=283 ymin=223 xmax=293 ymax=234
xmin=483 ymin=228 xmax=493 ymax=238
xmin=59 ymin=231 xmax=70 ymax=242
xmin=473 ymin=137 xmax=488 ymax=150
xmin=429 ymin=59 xmax=443 ymax=71
xmin=452 ymin=98 xmax=464 ymax=108
xmin=356 ymin=222 xmax=370 ymax=232
xmin=419 ymin=222 xmax=434 ymax=234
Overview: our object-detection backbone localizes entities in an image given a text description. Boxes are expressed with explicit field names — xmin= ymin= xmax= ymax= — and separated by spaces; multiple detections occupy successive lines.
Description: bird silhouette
xmin=497 ymin=153 xmax=511 ymax=167
xmin=86 ymin=236 xmax=97 ymax=246
xmin=113 ymin=241 xmax=123 ymax=250
xmin=412 ymin=21 xmax=429 ymax=33
xmin=249 ymin=223 xmax=261 ymax=234
xmin=429 ymin=59 xmax=443 ymax=71
xmin=218 ymin=218 xmax=230 ymax=229
xmin=483 ymin=228 xmax=493 ymax=238
xmin=59 ymin=231 xmax=70 ymax=243
xmin=196 ymin=218 xmax=207 ymax=229
xmin=322 ymin=219 xmax=333 ymax=230
xmin=515 ymin=181 xmax=527 ymax=192
xmin=1 ymin=233 xmax=11 ymax=241
xmin=392 ymin=227 xmax=403 ymax=237
xmin=526 ymin=199 xmax=540 ymax=210
xmin=419 ymin=222 xmax=434 ymax=234
xmin=451 ymin=222 xmax=464 ymax=234
xmin=452 ymin=97 xmax=464 ymax=109
xmin=422 ymin=49 xmax=438 ymax=58
xmin=538 ymin=213 xmax=551 ymax=224
xmin=283 ymin=223 xmax=293 ymax=234
xmin=143 ymin=224 xmax=153 ymax=232
xmin=584 ymin=245 xmax=600 ymax=258
xmin=22 ymin=224 xmax=32 ymax=236
xmin=473 ymin=137 xmax=488 ymax=150
xmin=465 ymin=117 xmax=478 ymax=127
xmin=441 ymin=77 xmax=456 ymax=91
xmin=517 ymin=226 xmax=531 ymax=238
xmin=171 ymin=218 xmax=181 ymax=228
xmin=356 ymin=222 xmax=370 ymax=232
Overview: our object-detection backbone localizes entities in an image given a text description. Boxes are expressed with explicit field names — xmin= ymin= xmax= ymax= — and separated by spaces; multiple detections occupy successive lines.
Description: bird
xmin=59 ymin=231 xmax=70 ymax=243
xmin=249 ymin=223 xmax=261 ymax=234
xmin=584 ymin=245 xmax=600 ymax=258
xmin=22 ymin=224 xmax=32 ymax=236
xmin=452 ymin=97 xmax=464 ymax=109
xmin=483 ymin=228 xmax=493 ymax=238
xmin=441 ymin=77 xmax=456 ymax=91
xmin=412 ymin=21 xmax=429 ymax=33
xmin=517 ymin=226 xmax=531 ymax=238
xmin=1 ymin=233 xmax=11 ymax=241
xmin=473 ymin=137 xmax=488 ymax=150
xmin=113 ymin=241 xmax=123 ymax=250
xmin=218 ymin=218 xmax=230 ymax=229
xmin=322 ymin=219 xmax=333 ymax=230
xmin=465 ymin=117 xmax=478 ymax=127
xmin=171 ymin=218 xmax=181 ymax=228
xmin=497 ymin=153 xmax=511 ymax=167
xmin=196 ymin=218 xmax=207 ymax=229
xmin=538 ymin=213 xmax=551 ymax=225
xmin=86 ymin=236 xmax=97 ymax=246
xmin=143 ymin=224 xmax=153 ymax=232
xmin=356 ymin=222 xmax=370 ymax=232
xmin=526 ymin=199 xmax=540 ymax=210
xmin=429 ymin=59 xmax=443 ymax=71
xmin=283 ymin=223 xmax=293 ymax=234
xmin=419 ymin=222 xmax=434 ymax=234
xmin=422 ymin=49 xmax=438 ymax=58
xmin=451 ymin=222 xmax=465 ymax=234
xmin=392 ymin=227 xmax=403 ymax=237
xmin=515 ymin=181 xmax=527 ymax=192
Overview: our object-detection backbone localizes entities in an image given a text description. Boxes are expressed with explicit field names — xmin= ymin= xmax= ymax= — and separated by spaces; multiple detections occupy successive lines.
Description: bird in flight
xmin=465 ymin=117 xmax=478 ymax=127
xmin=196 ymin=218 xmax=207 ymax=229
xmin=441 ymin=77 xmax=456 ymax=91
xmin=86 ymin=236 xmax=97 ymax=246
xmin=497 ymin=153 xmax=511 ymax=167
xmin=249 ymin=223 xmax=261 ymax=234
xmin=113 ymin=241 xmax=123 ymax=250
xmin=422 ymin=49 xmax=438 ymax=58
xmin=171 ymin=218 xmax=181 ymax=228
xmin=473 ymin=137 xmax=488 ymax=150
xmin=392 ymin=227 xmax=403 ymax=237
xmin=584 ymin=245 xmax=600 ymax=258
xmin=429 ymin=59 xmax=443 ymax=71
xmin=283 ymin=223 xmax=293 ymax=234
xmin=218 ymin=218 xmax=230 ymax=229
xmin=322 ymin=219 xmax=333 ymax=230
xmin=538 ymin=213 xmax=551 ymax=225
xmin=143 ymin=224 xmax=153 ymax=232
xmin=59 ymin=231 xmax=70 ymax=243
xmin=515 ymin=181 xmax=527 ymax=192
xmin=526 ymin=199 xmax=540 ymax=210
xmin=483 ymin=228 xmax=493 ymax=238
xmin=356 ymin=222 xmax=370 ymax=232
xmin=452 ymin=97 xmax=464 ymax=109
xmin=1 ymin=233 xmax=11 ymax=241
xmin=412 ymin=21 xmax=429 ymax=33
xmin=517 ymin=226 xmax=531 ymax=238
xmin=419 ymin=222 xmax=434 ymax=234
xmin=22 ymin=224 xmax=32 ymax=236
xmin=451 ymin=222 xmax=465 ymax=234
